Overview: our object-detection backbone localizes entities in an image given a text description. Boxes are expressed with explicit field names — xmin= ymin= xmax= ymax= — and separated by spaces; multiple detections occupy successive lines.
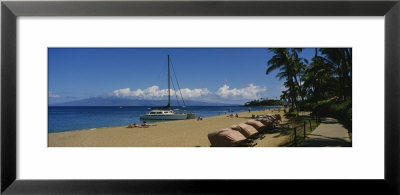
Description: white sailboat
xmin=140 ymin=55 xmax=195 ymax=120
xmin=140 ymin=109 xmax=188 ymax=120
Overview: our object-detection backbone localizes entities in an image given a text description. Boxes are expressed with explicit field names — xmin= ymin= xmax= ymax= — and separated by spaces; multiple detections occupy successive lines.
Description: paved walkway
xmin=301 ymin=117 xmax=351 ymax=147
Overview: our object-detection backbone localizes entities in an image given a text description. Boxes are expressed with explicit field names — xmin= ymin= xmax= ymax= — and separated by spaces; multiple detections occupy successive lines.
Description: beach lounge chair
xmin=267 ymin=114 xmax=281 ymax=126
xmin=274 ymin=114 xmax=282 ymax=121
xmin=208 ymin=129 xmax=247 ymax=147
xmin=256 ymin=117 xmax=274 ymax=126
xmin=231 ymin=123 xmax=258 ymax=138
xmin=265 ymin=114 xmax=276 ymax=120
xmin=244 ymin=120 xmax=267 ymax=139
xmin=265 ymin=114 xmax=278 ymax=122
xmin=245 ymin=120 xmax=266 ymax=132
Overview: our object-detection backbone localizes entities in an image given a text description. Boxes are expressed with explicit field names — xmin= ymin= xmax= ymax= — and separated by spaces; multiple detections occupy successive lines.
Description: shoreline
xmin=48 ymin=106 xmax=282 ymax=134
xmin=48 ymin=112 xmax=237 ymax=134
xmin=49 ymin=108 xmax=290 ymax=147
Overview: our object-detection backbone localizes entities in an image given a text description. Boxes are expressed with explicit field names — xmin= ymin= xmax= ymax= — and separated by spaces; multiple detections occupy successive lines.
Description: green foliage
xmin=313 ymin=99 xmax=352 ymax=130
xmin=266 ymin=48 xmax=352 ymax=112
xmin=284 ymin=111 xmax=298 ymax=118
xmin=301 ymin=102 xmax=314 ymax=111
xmin=244 ymin=98 xmax=282 ymax=106
xmin=266 ymin=49 xmax=307 ymax=110
xmin=279 ymin=115 xmax=321 ymax=147
xmin=266 ymin=48 xmax=352 ymax=132
xmin=303 ymin=55 xmax=338 ymax=102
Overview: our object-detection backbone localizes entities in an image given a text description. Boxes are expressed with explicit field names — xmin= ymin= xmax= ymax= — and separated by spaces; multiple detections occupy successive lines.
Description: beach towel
xmin=231 ymin=123 xmax=258 ymax=138
xmin=208 ymin=129 xmax=247 ymax=147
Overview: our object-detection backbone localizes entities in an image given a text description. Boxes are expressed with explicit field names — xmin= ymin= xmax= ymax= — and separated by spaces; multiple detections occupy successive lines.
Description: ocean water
xmin=48 ymin=106 xmax=280 ymax=133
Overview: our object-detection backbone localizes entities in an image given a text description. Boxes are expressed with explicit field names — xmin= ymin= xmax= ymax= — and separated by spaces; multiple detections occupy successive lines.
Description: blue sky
xmin=49 ymin=48 xmax=317 ymax=104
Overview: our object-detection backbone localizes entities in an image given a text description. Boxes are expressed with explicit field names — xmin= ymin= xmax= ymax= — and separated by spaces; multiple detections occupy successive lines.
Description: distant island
xmin=243 ymin=98 xmax=283 ymax=107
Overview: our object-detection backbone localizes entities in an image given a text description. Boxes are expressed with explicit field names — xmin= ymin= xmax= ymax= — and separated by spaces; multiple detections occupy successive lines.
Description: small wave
xmin=89 ymin=128 xmax=97 ymax=131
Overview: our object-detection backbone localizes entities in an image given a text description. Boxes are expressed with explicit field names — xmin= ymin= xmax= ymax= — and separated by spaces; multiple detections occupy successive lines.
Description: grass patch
xmin=280 ymin=115 xmax=320 ymax=147
xmin=348 ymin=131 xmax=352 ymax=142
xmin=284 ymin=111 xmax=298 ymax=118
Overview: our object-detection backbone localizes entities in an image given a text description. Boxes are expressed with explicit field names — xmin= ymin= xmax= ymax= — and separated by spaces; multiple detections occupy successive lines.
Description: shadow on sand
xmin=300 ymin=134 xmax=352 ymax=147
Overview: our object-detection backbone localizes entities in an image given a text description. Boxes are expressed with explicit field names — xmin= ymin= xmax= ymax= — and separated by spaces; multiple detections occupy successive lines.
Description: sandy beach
xmin=49 ymin=108 xmax=292 ymax=147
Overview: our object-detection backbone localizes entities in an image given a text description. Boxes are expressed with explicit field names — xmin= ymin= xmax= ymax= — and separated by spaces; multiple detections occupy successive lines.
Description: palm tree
xmin=319 ymin=48 xmax=352 ymax=99
xmin=303 ymin=55 xmax=336 ymax=103
xmin=267 ymin=48 xmax=351 ymax=113
xmin=280 ymin=88 xmax=291 ymax=107
xmin=266 ymin=48 xmax=306 ymax=111
xmin=291 ymin=50 xmax=308 ymax=108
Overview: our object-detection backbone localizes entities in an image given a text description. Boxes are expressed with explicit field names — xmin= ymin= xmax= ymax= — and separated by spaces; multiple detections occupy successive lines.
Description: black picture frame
xmin=1 ymin=0 xmax=399 ymax=194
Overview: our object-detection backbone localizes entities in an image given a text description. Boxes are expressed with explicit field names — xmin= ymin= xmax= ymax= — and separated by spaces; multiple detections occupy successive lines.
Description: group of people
xmin=127 ymin=121 xmax=153 ymax=128
xmin=251 ymin=114 xmax=263 ymax=119
xmin=227 ymin=113 xmax=239 ymax=118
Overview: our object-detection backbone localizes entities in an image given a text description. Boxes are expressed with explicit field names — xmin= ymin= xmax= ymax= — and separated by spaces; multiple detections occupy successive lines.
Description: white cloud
xmin=49 ymin=91 xmax=60 ymax=98
xmin=112 ymin=85 xmax=210 ymax=100
xmin=112 ymin=88 xmax=131 ymax=97
xmin=112 ymin=84 xmax=266 ymax=102
xmin=216 ymin=84 xmax=266 ymax=100
xmin=180 ymin=88 xmax=211 ymax=98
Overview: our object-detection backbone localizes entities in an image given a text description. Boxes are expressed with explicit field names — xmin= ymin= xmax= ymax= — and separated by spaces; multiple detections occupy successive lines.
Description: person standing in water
xmin=248 ymin=107 xmax=251 ymax=112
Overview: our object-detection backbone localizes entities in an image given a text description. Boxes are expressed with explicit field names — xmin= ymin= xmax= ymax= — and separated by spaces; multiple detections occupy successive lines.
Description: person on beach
xmin=142 ymin=121 xmax=150 ymax=127
xmin=248 ymin=107 xmax=251 ymax=112
xmin=235 ymin=113 xmax=239 ymax=118
xmin=127 ymin=123 xmax=133 ymax=128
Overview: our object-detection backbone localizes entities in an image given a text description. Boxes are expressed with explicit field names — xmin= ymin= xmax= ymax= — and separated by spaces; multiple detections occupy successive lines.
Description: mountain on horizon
xmin=50 ymin=97 xmax=238 ymax=107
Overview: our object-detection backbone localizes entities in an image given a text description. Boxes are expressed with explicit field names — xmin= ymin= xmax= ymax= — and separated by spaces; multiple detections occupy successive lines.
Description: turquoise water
xmin=48 ymin=106 xmax=280 ymax=133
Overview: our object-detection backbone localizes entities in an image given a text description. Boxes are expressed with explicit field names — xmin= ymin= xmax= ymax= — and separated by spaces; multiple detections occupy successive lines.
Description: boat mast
xmin=168 ymin=54 xmax=170 ymax=108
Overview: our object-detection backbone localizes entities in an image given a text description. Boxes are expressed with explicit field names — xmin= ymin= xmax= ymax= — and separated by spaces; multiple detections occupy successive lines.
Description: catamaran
xmin=140 ymin=55 xmax=196 ymax=120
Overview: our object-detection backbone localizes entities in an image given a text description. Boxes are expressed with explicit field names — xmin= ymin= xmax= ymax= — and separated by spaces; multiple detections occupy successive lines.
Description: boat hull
xmin=140 ymin=114 xmax=189 ymax=120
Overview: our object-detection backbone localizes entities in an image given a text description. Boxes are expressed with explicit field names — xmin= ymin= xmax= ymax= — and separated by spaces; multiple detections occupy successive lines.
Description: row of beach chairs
xmin=208 ymin=114 xmax=282 ymax=147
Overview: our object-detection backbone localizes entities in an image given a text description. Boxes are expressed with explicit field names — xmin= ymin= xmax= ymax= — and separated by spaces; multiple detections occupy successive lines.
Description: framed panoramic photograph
xmin=47 ymin=48 xmax=351 ymax=148
xmin=2 ymin=0 xmax=400 ymax=194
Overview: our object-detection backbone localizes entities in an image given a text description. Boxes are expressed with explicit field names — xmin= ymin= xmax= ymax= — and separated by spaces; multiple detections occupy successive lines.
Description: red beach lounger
xmin=208 ymin=129 xmax=247 ymax=147
xmin=256 ymin=117 xmax=273 ymax=126
xmin=245 ymin=120 xmax=266 ymax=131
xmin=231 ymin=123 xmax=258 ymax=138
xmin=265 ymin=114 xmax=276 ymax=120
xmin=274 ymin=114 xmax=282 ymax=121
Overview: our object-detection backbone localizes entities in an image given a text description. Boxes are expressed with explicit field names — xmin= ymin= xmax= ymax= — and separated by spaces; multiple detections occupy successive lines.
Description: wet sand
xmin=49 ymin=108 xmax=292 ymax=147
